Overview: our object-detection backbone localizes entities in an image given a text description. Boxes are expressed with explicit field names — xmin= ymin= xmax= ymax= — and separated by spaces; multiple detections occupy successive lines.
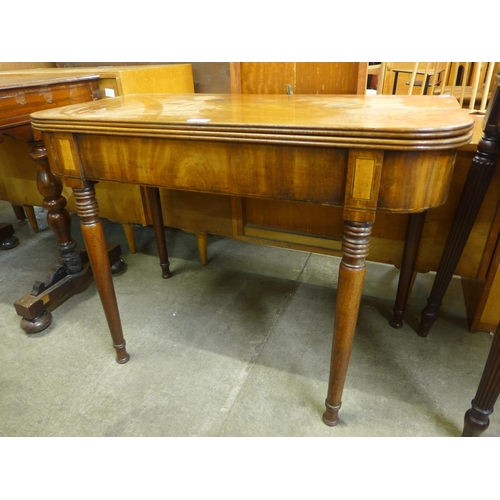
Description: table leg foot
xmin=20 ymin=310 xmax=53 ymax=333
xmin=161 ymin=263 xmax=172 ymax=279
xmin=462 ymin=403 xmax=491 ymax=437
xmin=111 ymin=257 xmax=127 ymax=274
xmin=1 ymin=234 xmax=20 ymax=250
xmin=322 ymin=400 xmax=341 ymax=427
xmin=418 ymin=300 xmax=440 ymax=337
xmin=389 ymin=311 xmax=404 ymax=329
xmin=0 ymin=222 xmax=20 ymax=250
xmin=113 ymin=341 xmax=130 ymax=364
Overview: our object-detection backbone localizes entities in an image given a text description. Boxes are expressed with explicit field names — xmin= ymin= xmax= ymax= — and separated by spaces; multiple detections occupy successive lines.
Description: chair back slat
xmin=383 ymin=62 xmax=499 ymax=115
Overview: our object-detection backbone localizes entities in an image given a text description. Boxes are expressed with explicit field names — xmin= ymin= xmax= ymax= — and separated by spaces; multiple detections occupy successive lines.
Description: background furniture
xmin=0 ymin=65 xmax=194 ymax=332
xmin=419 ymin=70 xmax=500 ymax=336
xmin=0 ymin=73 xmax=103 ymax=332
xmin=0 ymin=64 xmax=194 ymax=253
xmin=366 ymin=61 xmax=500 ymax=334
xmin=0 ymin=221 xmax=18 ymax=249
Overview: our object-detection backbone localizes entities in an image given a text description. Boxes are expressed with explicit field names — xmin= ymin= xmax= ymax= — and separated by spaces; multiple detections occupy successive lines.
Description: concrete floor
xmin=0 ymin=199 xmax=498 ymax=438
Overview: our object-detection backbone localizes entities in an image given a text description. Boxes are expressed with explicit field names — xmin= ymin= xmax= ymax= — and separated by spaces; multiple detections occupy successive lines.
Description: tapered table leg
xmin=323 ymin=221 xmax=371 ymax=426
xmin=463 ymin=325 xmax=500 ymax=437
xmin=418 ymin=132 xmax=500 ymax=337
xmin=390 ymin=211 xmax=426 ymax=328
xmin=73 ymin=183 xmax=129 ymax=364
xmin=145 ymin=186 xmax=172 ymax=279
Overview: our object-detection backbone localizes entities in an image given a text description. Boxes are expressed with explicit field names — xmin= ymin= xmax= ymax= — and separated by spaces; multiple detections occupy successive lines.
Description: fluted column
xmin=418 ymin=133 xmax=500 ymax=337
xmin=463 ymin=327 xmax=500 ymax=437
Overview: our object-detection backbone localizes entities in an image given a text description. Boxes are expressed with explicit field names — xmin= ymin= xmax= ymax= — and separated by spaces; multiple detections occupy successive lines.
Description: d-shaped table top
xmin=31 ymin=93 xmax=474 ymax=149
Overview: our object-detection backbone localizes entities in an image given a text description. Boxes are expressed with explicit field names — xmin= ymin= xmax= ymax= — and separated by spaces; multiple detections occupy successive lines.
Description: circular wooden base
xmin=1 ymin=235 xmax=20 ymax=250
xmin=110 ymin=258 xmax=126 ymax=274
xmin=20 ymin=310 xmax=53 ymax=333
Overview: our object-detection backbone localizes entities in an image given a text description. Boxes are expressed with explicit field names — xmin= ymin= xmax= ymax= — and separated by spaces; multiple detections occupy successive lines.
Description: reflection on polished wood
xmin=32 ymin=93 xmax=473 ymax=425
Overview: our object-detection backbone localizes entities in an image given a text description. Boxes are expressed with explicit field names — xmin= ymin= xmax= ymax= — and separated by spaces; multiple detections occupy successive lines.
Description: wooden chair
xmin=432 ymin=62 xmax=499 ymax=114
xmin=357 ymin=62 xmax=387 ymax=94
xmin=386 ymin=62 xmax=499 ymax=113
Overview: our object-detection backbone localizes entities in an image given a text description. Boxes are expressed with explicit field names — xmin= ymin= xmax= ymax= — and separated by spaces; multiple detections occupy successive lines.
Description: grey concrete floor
xmin=0 ymin=199 xmax=499 ymax=438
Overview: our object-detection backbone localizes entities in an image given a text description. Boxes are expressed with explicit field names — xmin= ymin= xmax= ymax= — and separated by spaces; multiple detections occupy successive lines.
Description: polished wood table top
xmin=31 ymin=93 xmax=472 ymax=145
xmin=0 ymin=74 xmax=100 ymax=137
xmin=31 ymin=93 xmax=473 ymax=427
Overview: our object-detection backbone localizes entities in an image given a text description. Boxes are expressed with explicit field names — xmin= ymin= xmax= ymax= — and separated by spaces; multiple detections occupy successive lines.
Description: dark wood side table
xmin=30 ymin=93 xmax=473 ymax=425
xmin=0 ymin=74 xmax=122 ymax=333
xmin=418 ymin=71 xmax=500 ymax=337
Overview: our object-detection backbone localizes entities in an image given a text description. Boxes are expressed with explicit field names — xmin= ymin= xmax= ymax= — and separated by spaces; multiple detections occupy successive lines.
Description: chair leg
xmin=23 ymin=205 xmax=40 ymax=233
xmin=122 ymin=223 xmax=136 ymax=254
xmin=11 ymin=204 xmax=26 ymax=221
xmin=196 ymin=233 xmax=208 ymax=266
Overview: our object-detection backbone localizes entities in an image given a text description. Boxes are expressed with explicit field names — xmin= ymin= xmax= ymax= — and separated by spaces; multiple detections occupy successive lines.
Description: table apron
xmin=45 ymin=132 xmax=457 ymax=213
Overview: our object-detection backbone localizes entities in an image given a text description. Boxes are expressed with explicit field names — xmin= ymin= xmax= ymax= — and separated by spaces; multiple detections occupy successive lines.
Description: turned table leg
xmin=463 ymin=325 xmax=500 ymax=437
xmin=390 ymin=211 xmax=426 ymax=328
xmin=323 ymin=221 xmax=371 ymax=426
xmin=145 ymin=186 xmax=172 ymax=279
xmin=73 ymin=183 xmax=129 ymax=364
xmin=14 ymin=140 xmax=83 ymax=332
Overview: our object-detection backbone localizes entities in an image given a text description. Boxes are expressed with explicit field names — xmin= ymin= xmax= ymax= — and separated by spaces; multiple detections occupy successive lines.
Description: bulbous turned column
xmin=323 ymin=220 xmax=371 ymax=426
xmin=29 ymin=140 xmax=82 ymax=275
xmin=74 ymin=183 xmax=130 ymax=364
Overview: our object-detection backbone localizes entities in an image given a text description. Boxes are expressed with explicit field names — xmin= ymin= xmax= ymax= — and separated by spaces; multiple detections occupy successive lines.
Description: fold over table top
xmin=31 ymin=93 xmax=474 ymax=150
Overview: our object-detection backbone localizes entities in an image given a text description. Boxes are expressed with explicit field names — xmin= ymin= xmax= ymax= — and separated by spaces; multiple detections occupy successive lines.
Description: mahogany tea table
xmin=30 ymin=93 xmax=473 ymax=426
